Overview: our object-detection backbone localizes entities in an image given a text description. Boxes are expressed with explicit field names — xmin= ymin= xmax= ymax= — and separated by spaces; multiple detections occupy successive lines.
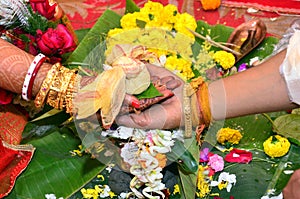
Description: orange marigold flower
xmin=201 ymin=0 xmax=221 ymax=11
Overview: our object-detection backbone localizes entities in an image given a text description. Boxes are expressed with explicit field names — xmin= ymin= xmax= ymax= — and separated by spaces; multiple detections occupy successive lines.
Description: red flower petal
xmin=0 ymin=88 xmax=13 ymax=105
xmin=225 ymin=148 xmax=252 ymax=164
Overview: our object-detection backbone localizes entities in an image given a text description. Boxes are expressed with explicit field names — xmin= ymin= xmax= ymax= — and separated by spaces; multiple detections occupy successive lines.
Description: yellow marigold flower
xmin=201 ymin=0 xmax=221 ymax=10
xmin=213 ymin=50 xmax=235 ymax=70
xmin=174 ymin=13 xmax=197 ymax=39
xmin=140 ymin=1 xmax=164 ymax=14
xmin=162 ymin=4 xmax=179 ymax=24
xmin=216 ymin=127 xmax=243 ymax=145
xmin=165 ymin=55 xmax=178 ymax=70
xmin=165 ymin=55 xmax=194 ymax=80
xmin=107 ymin=28 xmax=124 ymax=38
xmin=263 ymin=135 xmax=291 ymax=158
xmin=120 ymin=12 xmax=139 ymax=29
xmin=196 ymin=165 xmax=211 ymax=198
xmin=173 ymin=184 xmax=180 ymax=194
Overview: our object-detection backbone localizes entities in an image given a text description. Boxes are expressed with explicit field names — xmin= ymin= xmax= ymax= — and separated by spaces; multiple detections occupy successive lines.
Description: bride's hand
xmin=116 ymin=64 xmax=184 ymax=129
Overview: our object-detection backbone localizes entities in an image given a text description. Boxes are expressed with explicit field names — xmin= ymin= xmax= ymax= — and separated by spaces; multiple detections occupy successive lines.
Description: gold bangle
xmin=46 ymin=66 xmax=70 ymax=109
xmin=65 ymin=73 xmax=81 ymax=114
xmin=34 ymin=63 xmax=61 ymax=108
xmin=58 ymin=69 xmax=76 ymax=110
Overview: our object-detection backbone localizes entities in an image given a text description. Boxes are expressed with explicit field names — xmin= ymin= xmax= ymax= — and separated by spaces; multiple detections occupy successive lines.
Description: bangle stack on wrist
xmin=22 ymin=53 xmax=47 ymax=101
xmin=34 ymin=62 xmax=81 ymax=114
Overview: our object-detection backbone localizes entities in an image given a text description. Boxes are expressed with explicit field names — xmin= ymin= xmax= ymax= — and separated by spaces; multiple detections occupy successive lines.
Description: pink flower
xmin=208 ymin=154 xmax=224 ymax=172
xmin=36 ymin=24 xmax=76 ymax=56
xmin=200 ymin=147 xmax=210 ymax=162
xmin=29 ymin=0 xmax=62 ymax=20
xmin=224 ymin=148 xmax=252 ymax=164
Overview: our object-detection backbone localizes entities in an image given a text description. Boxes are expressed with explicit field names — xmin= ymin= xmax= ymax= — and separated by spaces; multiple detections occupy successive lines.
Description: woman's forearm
xmin=0 ymin=39 xmax=52 ymax=96
xmin=208 ymin=49 xmax=298 ymax=121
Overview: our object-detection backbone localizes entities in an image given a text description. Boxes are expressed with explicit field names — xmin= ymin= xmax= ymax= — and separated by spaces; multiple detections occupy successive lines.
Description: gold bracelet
xmin=46 ymin=66 xmax=70 ymax=109
xmin=34 ymin=63 xmax=61 ymax=108
xmin=65 ymin=73 xmax=81 ymax=114
xmin=58 ymin=69 xmax=76 ymax=110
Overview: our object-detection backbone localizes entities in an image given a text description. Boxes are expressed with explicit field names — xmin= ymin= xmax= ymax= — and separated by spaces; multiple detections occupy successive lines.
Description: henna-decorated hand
xmin=116 ymin=64 xmax=184 ymax=130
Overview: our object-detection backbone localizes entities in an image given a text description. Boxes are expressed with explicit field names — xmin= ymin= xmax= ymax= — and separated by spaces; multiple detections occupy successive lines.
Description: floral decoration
xmin=216 ymin=127 xmax=243 ymax=146
xmin=0 ymin=0 xmax=77 ymax=63
xmin=263 ymin=135 xmax=291 ymax=158
xmin=224 ymin=148 xmax=252 ymax=164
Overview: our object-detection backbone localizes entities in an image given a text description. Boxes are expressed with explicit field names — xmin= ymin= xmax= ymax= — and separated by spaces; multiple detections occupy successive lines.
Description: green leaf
xmin=136 ymin=19 xmax=147 ymax=28
xmin=202 ymin=113 xmax=300 ymax=198
xmin=135 ymin=83 xmax=163 ymax=100
xmin=125 ymin=0 xmax=140 ymax=14
xmin=178 ymin=135 xmax=199 ymax=199
xmin=273 ymin=114 xmax=300 ymax=142
xmin=66 ymin=10 xmax=121 ymax=72
xmin=7 ymin=130 xmax=105 ymax=199
xmin=75 ymin=28 xmax=91 ymax=43
xmin=22 ymin=109 xmax=71 ymax=140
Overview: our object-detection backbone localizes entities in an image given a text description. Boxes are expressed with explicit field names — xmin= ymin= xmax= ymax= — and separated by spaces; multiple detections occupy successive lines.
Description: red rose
xmin=29 ymin=0 xmax=63 ymax=20
xmin=224 ymin=148 xmax=252 ymax=164
xmin=36 ymin=24 xmax=76 ymax=56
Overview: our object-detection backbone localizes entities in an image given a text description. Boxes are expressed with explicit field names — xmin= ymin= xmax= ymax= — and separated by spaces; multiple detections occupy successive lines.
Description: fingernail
xmin=132 ymin=100 xmax=140 ymax=109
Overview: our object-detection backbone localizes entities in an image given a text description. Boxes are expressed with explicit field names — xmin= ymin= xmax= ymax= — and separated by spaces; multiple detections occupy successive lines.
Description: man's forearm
xmin=208 ymin=49 xmax=298 ymax=121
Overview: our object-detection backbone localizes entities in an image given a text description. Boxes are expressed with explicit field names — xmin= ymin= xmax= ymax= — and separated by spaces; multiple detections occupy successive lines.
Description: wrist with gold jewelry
xmin=189 ymin=76 xmax=212 ymax=128
xmin=34 ymin=63 xmax=81 ymax=114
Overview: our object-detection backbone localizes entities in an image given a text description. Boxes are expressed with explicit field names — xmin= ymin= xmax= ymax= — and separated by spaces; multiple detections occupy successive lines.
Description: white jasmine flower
xmin=99 ymin=185 xmax=111 ymax=198
xmin=118 ymin=192 xmax=128 ymax=198
xmin=210 ymin=172 xmax=236 ymax=192
xmin=105 ymin=163 xmax=115 ymax=173
xmin=45 ymin=193 xmax=63 ymax=199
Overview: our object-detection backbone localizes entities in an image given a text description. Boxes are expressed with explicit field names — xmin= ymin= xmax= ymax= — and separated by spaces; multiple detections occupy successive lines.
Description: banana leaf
xmin=203 ymin=114 xmax=300 ymax=198
xmin=6 ymin=128 xmax=105 ymax=199
xmin=9 ymin=1 xmax=300 ymax=198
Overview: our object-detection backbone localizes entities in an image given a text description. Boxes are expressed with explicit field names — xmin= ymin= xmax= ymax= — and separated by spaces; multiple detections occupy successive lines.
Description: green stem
xmin=262 ymin=113 xmax=279 ymax=132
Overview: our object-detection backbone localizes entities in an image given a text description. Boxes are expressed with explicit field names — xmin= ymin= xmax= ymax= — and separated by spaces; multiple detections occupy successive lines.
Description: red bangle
xmin=22 ymin=54 xmax=47 ymax=101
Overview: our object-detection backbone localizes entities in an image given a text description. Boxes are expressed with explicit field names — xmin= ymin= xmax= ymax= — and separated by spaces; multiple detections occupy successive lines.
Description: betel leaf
xmin=273 ymin=114 xmax=300 ymax=142
xmin=135 ymin=83 xmax=163 ymax=100
xmin=7 ymin=129 xmax=105 ymax=199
